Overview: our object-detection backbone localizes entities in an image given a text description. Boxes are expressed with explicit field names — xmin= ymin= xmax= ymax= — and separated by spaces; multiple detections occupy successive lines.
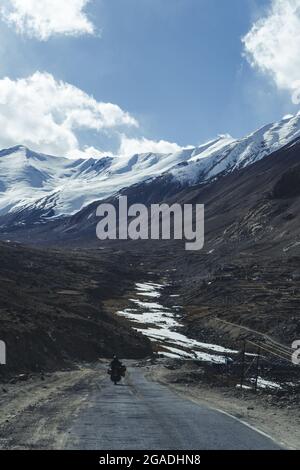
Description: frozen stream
xmin=118 ymin=282 xmax=237 ymax=363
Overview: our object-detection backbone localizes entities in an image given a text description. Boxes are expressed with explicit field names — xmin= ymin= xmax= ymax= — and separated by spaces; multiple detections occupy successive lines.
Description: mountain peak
xmin=0 ymin=144 xmax=28 ymax=157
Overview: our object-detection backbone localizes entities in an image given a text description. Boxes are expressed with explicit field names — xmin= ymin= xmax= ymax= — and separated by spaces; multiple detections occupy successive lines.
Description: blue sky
xmin=0 ymin=0 xmax=299 ymax=157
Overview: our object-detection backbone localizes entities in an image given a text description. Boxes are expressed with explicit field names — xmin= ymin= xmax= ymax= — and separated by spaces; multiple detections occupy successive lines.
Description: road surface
xmin=65 ymin=367 xmax=280 ymax=450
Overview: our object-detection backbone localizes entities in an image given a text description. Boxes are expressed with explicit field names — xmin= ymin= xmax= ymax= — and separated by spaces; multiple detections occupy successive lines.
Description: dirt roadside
xmin=0 ymin=363 xmax=107 ymax=449
xmin=0 ymin=360 xmax=298 ymax=450
xmin=147 ymin=363 xmax=300 ymax=450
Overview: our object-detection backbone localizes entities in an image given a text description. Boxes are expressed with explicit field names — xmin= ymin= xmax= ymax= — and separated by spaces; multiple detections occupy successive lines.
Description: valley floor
xmin=0 ymin=244 xmax=299 ymax=450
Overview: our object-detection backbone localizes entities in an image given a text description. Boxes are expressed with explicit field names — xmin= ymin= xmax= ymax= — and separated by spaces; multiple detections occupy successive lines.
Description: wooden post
xmin=254 ymin=348 xmax=261 ymax=392
xmin=240 ymin=340 xmax=246 ymax=390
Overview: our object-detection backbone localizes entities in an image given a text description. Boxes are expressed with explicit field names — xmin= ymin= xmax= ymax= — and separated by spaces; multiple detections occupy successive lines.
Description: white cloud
xmin=68 ymin=146 xmax=114 ymax=159
xmin=0 ymin=0 xmax=95 ymax=40
xmin=243 ymin=0 xmax=300 ymax=101
xmin=0 ymin=72 xmax=138 ymax=157
xmin=118 ymin=135 xmax=185 ymax=156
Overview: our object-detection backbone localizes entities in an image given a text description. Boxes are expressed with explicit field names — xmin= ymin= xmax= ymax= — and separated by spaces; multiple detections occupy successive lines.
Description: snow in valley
xmin=117 ymin=282 xmax=295 ymax=391
xmin=118 ymin=281 xmax=236 ymax=363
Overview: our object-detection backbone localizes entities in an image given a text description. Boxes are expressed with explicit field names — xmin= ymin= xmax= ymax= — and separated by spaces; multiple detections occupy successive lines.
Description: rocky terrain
xmin=0 ymin=242 xmax=151 ymax=377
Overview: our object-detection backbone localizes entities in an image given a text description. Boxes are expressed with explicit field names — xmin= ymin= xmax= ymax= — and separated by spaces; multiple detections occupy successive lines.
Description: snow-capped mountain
xmin=0 ymin=112 xmax=300 ymax=222
xmin=169 ymin=113 xmax=300 ymax=183
xmin=0 ymin=145 xmax=196 ymax=217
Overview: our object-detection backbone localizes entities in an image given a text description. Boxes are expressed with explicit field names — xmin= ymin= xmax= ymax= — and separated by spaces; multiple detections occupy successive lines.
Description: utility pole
xmin=254 ymin=348 xmax=261 ymax=392
xmin=240 ymin=340 xmax=246 ymax=390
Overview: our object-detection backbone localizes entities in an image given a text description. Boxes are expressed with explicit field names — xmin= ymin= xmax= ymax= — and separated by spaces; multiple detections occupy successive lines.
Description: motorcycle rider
xmin=110 ymin=355 xmax=122 ymax=372
xmin=109 ymin=355 xmax=126 ymax=384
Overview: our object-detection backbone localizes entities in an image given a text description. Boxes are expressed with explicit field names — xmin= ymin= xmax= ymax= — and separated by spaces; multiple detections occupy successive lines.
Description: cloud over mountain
xmin=118 ymin=135 xmax=185 ymax=156
xmin=0 ymin=71 xmax=138 ymax=157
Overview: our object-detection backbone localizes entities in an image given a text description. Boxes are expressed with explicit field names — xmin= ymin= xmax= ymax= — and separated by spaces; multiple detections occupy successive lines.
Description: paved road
xmin=66 ymin=367 xmax=280 ymax=450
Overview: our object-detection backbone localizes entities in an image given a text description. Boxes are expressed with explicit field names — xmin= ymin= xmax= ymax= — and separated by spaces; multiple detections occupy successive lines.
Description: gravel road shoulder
xmin=147 ymin=363 xmax=300 ymax=450
xmin=0 ymin=363 xmax=106 ymax=449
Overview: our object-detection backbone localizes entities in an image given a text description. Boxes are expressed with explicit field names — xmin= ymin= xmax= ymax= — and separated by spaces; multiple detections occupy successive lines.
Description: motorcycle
xmin=108 ymin=364 xmax=126 ymax=385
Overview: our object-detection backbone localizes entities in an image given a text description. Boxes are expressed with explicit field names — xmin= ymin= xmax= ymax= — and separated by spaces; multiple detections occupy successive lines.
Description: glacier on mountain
xmin=0 ymin=112 xmax=299 ymax=219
